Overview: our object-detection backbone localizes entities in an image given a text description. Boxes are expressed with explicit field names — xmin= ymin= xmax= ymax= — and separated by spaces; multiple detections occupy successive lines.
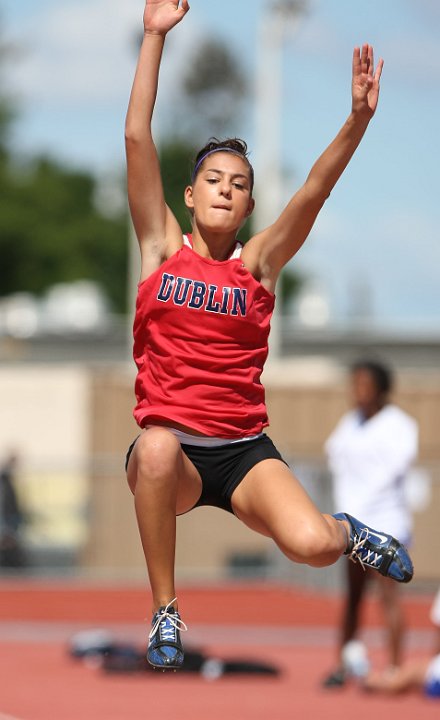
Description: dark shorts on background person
xmin=125 ymin=433 xmax=288 ymax=514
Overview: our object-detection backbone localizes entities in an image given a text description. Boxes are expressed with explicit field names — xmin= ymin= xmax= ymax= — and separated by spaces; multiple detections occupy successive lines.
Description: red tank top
xmin=132 ymin=236 xmax=275 ymax=437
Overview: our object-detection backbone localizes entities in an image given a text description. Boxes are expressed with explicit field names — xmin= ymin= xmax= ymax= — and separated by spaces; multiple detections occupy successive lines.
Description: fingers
xmin=367 ymin=44 xmax=374 ymax=75
xmin=360 ymin=43 xmax=372 ymax=75
xmin=354 ymin=43 xmax=383 ymax=79
xmin=374 ymin=57 xmax=384 ymax=83
xmin=352 ymin=46 xmax=361 ymax=75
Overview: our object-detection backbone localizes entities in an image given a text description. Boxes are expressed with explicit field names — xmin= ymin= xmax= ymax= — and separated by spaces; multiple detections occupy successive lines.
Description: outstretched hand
xmin=143 ymin=0 xmax=190 ymax=36
xmin=352 ymin=44 xmax=384 ymax=117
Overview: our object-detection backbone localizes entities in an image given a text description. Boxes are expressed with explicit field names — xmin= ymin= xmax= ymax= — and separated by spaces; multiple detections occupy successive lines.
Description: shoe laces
xmin=349 ymin=528 xmax=382 ymax=571
xmin=149 ymin=597 xmax=188 ymax=642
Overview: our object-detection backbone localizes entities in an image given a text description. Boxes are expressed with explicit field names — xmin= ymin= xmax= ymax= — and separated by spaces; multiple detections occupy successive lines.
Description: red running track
xmin=0 ymin=580 xmax=438 ymax=720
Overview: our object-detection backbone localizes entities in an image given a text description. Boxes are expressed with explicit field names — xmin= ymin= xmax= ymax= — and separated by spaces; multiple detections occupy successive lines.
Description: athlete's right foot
xmin=147 ymin=598 xmax=187 ymax=670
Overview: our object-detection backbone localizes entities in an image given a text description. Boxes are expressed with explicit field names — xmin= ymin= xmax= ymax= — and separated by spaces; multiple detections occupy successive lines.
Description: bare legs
xmin=127 ymin=440 xmax=349 ymax=613
xmin=126 ymin=427 xmax=202 ymax=612
xmin=231 ymin=459 xmax=348 ymax=566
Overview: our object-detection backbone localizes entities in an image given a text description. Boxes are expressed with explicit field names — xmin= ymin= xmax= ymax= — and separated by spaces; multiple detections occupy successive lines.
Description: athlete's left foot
xmin=334 ymin=512 xmax=414 ymax=583
xmin=147 ymin=598 xmax=187 ymax=670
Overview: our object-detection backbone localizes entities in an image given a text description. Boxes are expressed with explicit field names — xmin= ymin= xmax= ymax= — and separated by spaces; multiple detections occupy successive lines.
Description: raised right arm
xmin=125 ymin=1 xmax=190 ymax=279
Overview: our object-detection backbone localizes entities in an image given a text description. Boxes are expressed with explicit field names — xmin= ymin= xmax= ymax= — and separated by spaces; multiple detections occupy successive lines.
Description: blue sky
xmin=2 ymin=0 xmax=439 ymax=329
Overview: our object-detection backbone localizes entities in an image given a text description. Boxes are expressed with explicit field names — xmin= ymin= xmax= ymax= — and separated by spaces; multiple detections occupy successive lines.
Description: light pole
xmin=253 ymin=0 xmax=307 ymax=359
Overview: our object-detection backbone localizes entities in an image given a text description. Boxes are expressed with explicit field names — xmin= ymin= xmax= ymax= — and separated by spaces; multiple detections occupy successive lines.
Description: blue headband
xmin=191 ymin=147 xmax=253 ymax=186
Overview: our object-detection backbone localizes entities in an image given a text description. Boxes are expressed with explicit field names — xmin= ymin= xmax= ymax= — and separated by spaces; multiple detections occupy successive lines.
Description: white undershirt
xmin=165 ymin=426 xmax=263 ymax=448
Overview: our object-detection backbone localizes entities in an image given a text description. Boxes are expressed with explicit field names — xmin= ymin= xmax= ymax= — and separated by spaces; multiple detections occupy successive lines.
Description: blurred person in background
xmin=323 ymin=360 xmax=418 ymax=687
xmin=364 ymin=586 xmax=440 ymax=697
xmin=0 ymin=451 xmax=26 ymax=568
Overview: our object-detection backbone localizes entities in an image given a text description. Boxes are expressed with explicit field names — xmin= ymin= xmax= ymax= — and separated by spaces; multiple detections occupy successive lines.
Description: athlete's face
xmin=184 ymin=152 xmax=255 ymax=233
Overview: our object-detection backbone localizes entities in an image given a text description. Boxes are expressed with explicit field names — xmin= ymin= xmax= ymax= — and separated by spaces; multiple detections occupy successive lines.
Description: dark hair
xmin=191 ymin=137 xmax=254 ymax=191
xmin=351 ymin=359 xmax=393 ymax=395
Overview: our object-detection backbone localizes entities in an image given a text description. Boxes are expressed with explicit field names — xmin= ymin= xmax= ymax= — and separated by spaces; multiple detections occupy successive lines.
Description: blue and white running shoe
xmin=147 ymin=598 xmax=187 ymax=670
xmin=334 ymin=512 xmax=414 ymax=583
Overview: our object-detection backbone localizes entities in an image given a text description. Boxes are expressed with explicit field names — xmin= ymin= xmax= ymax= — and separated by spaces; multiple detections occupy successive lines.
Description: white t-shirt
xmin=325 ymin=404 xmax=418 ymax=543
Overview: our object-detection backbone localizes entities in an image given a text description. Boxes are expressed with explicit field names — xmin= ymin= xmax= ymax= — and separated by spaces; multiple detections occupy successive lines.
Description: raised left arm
xmin=243 ymin=44 xmax=384 ymax=292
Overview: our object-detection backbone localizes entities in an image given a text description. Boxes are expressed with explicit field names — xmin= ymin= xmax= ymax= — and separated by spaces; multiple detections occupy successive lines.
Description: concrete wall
xmin=0 ymin=364 xmax=90 ymax=550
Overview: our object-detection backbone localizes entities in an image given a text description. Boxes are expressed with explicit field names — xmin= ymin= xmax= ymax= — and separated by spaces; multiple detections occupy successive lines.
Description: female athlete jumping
xmin=125 ymin=0 xmax=413 ymax=670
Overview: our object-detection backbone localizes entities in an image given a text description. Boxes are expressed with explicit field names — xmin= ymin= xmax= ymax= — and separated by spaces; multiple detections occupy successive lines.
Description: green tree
xmin=278 ymin=267 xmax=303 ymax=315
xmin=0 ymin=18 xmax=17 ymax=160
xmin=0 ymin=157 xmax=128 ymax=312
xmin=0 ymin=16 xmax=129 ymax=312
xmin=181 ymin=37 xmax=248 ymax=139
xmin=160 ymin=139 xmax=196 ymax=232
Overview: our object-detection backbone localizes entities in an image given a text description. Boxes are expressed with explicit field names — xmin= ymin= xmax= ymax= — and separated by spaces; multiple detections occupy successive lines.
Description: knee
xmin=134 ymin=428 xmax=182 ymax=484
xmin=277 ymin=521 xmax=338 ymax=567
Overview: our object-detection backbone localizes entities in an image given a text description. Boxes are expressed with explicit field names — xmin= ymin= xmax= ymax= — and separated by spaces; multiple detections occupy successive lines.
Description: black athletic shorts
xmin=125 ymin=433 xmax=287 ymax=515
